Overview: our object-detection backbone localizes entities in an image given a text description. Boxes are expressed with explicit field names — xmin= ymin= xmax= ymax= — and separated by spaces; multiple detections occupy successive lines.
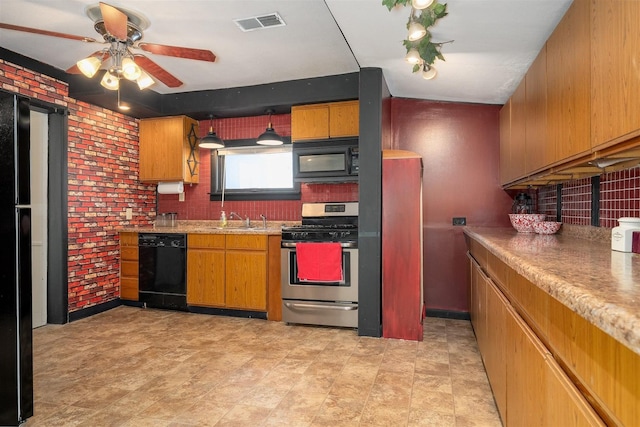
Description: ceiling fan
xmin=0 ymin=2 xmax=216 ymax=90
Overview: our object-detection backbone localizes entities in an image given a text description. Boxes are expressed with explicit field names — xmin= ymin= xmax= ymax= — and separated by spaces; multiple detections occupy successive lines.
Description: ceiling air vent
xmin=234 ymin=13 xmax=286 ymax=32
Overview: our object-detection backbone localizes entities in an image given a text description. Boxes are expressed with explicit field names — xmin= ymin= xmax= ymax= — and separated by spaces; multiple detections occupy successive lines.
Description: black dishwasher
xmin=138 ymin=233 xmax=187 ymax=310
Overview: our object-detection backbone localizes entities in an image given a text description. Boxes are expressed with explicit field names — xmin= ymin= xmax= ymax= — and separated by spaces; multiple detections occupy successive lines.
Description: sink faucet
xmin=260 ymin=214 xmax=267 ymax=229
xmin=229 ymin=211 xmax=243 ymax=221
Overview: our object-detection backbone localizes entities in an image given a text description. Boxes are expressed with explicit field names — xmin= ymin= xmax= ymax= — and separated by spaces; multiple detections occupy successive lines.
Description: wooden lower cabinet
xmin=468 ymin=253 xmax=604 ymax=426
xmin=119 ymin=232 xmax=139 ymax=301
xmin=187 ymin=233 xmax=271 ymax=313
xmin=187 ymin=234 xmax=225 ymax=307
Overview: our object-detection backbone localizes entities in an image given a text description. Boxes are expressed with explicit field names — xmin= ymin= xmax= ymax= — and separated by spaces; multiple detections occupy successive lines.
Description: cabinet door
xmin=187 ymin=249 xmax=225 ymax=307
xmin=506 ymin=303 xmax=549 ymax=426
xmin=291 ymin=104 xmax=329 ymax=141
xmin=329 ymin=101 xmax=359 ymax=138
xmin=225 ymin=250 xmax=267 ymax=310
xmin=591 ymin=0 xmax=640 ymax=148
xmin=547 ymin=0 xmax=591 ymax=160
xmin=139 ymin=116 xmax=199 ymax=183
xmin=510 ymin=78 xmax=527 ymax=181
xmin=499 ymin=100 xmax=512 ymax=185
xmin=484 ymin=280 xmax=507 ymax=421
xmin=545 ymin=355 xmax=605 ymax=427
xmin=525 ymin=47 xmax=549 ymax=174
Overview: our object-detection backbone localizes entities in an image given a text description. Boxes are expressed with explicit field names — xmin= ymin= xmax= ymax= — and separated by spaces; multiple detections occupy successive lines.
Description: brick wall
xmin=158 ymin=116 xmax=359 ymax=221
xmin=1 ymin=59 xmax=155 ymax=312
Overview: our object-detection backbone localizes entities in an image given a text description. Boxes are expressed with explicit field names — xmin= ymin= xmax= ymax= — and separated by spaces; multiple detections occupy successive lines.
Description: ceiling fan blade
xmin=0 ymin=23 xmax=97 ymax=42
xmin=66 ymin=51 xmax=111 ymax=74
xmin=134 ymin=55 xmax=183 ymax=88
xmin=99 ymin=2 xmax=128 ymax=40
xmin=138 ymin=43 xmax=216 ymax=62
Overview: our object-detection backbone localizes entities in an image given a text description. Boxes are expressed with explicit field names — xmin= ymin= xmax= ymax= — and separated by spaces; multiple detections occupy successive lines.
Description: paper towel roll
xmin=157 ymin=181 xmax=184 ymax=194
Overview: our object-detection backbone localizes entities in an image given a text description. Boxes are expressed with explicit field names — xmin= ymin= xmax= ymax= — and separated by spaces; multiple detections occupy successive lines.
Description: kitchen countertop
xmin=464 ymin=226 xmax=640 ymax=356
xmin=118 ymin=220 xmax=300 ymax=235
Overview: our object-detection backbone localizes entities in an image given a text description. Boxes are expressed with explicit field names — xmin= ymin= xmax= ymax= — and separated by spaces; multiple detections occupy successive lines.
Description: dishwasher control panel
xmin=138 ymin=233 xmax=186 ymax=248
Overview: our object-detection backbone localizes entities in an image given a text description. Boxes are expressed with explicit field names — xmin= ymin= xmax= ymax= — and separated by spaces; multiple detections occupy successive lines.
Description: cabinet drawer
xmin=188 ymin=233 xmax=225 ymax=249
xmin=120 ymin=277 xmax=138 ymax=301
xmin=226 ymin=234 xmax=267 ymax=250
xmin=121 ymin=260 xmax=138 ymax=277
xmin=121 ymin=246 xmax=138 ymax=261
xmin=120 ymin=232 xmax=138 ymax=246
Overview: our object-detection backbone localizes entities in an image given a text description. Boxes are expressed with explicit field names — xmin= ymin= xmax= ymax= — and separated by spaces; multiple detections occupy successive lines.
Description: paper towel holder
xmin=157 ymin=181 xmax=184 ymax=194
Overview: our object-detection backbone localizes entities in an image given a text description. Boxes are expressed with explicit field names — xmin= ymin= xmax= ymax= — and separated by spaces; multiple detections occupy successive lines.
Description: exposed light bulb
xmin=136 ymin=70 xmax=155 ymax=90
xmin=121 ymin=57 xmax=141 ymax=80
xmin=100 ymin=71 xmax=119 ymax=90
xmin=405 ymin=49 xmax=422 ymax=65
xmin=77 ymin=56 xmax=102 ymax=78
xmin=412 ymin=0 xmax=434 ymax=9
xmin=422 ymin=64 xmax=437 ymax=80
xmin=407 ymin=21 xmax=427 ymax=41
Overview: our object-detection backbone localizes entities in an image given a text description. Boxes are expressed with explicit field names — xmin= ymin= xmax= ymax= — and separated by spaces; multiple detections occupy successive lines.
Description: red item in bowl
xmin=509 ymin=214 xmax=546 ymax=233
xmin=532 ymin=221 xmax=562 ymax=235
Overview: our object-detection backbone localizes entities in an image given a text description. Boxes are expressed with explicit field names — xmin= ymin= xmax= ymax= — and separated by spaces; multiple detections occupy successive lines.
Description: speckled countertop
xmin=118 ymin=220 xmax=300 ymax=235
xmin=464 ymin=226 xmax=640 ymax=356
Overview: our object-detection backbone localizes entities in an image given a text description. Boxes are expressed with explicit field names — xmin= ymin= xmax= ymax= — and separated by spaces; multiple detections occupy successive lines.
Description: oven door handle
xmin=284 ymin=302 xmax=357 ymax=311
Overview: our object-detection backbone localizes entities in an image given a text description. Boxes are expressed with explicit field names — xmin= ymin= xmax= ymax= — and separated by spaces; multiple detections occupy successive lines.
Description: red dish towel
xmin=296 ymin=242 xmax=343 ymax=282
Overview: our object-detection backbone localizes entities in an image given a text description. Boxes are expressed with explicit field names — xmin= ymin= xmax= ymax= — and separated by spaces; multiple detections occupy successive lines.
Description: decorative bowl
xmin=508 ymin=213 xmax=546 ymax=233
xmin=532 ymin=220 xmax=562 ymax=235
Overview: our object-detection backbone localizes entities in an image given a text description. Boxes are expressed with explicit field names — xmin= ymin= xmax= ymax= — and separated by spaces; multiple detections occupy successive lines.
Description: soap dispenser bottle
xmin=220 ymin=210 xmax=227 ymax=228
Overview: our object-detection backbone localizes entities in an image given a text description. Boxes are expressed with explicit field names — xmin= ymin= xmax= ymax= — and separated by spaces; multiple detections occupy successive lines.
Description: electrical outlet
xmin=179 ymin=192 xmax=185 ymax=202
xmin=452 ymin=217 xmax=466 ymax=226
xmin=125 ymin=208 xmax=132 ymax=220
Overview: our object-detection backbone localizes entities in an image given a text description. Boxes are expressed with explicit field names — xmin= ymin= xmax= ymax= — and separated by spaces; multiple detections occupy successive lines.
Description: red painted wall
xmin=390 ymin=99 xmax=513 ymax=312
xmin=1 ymin=59 xmax=155 ymax=313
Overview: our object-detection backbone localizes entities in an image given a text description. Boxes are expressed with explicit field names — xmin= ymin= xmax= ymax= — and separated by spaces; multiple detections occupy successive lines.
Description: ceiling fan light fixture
xmin=199 ymin=115 xmax=225 ymax=149
xmin=422 ymin=63 xmax=437 ymax=80
xmin=412 ymin=0 xmax=434 ymax=10
xmin=256 ymin=110 xmax=283 ymax=146
xmin=136 ymin=70 xmax=155 ymax=90
xmin=407 ymin=20 xmax=427 ymax=41
xmin=100 ymin=71 xmax=119 ymax=90
xmin=405 ymin=48 xmax=422 ymax=65
xmin=77 ymin=55 xmax=103 ymax=78
xmin=121 ymin=57 xmax=141 ymax=80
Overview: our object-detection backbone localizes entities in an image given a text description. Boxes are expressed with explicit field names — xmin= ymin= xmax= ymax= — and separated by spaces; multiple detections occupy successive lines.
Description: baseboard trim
xmin=426 ymin=309 xmax=470 ymax=321
xmin=187 ymin=305 xmax=267 ymax=320
xmin=68 ymin=299 xmax=122 ymax=322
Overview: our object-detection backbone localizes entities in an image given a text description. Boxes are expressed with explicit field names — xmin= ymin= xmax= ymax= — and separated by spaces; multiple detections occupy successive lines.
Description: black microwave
xmin=292 ymin=139 xmax=359 ymax=183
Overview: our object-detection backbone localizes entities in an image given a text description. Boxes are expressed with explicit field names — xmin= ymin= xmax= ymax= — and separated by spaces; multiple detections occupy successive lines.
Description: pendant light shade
xmin=422 ymin=63 xmax=437 ymax=80
xmin=412 ymin=0 xmax=434 ymax=9
xmin=77 ymin=56 xmax=102 ymax=78
xmin=199 ymin=115 xmax=225 ymax=149
xmin=407 ymin=20 xmax=427 ymax=41
xmin=256 ymin=109 xmax=283 ymax=146
xmin=405 ymin=48 xmax=422 ymax=65
xmin=100 ymin=71 xmax=119 ymax=90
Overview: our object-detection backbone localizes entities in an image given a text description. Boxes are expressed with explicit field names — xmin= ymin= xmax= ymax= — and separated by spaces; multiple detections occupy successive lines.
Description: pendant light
xmin=198 ymin=114 xmax=225 ymax=149
xmin=256 ymin=109 xmax=283 ymax=146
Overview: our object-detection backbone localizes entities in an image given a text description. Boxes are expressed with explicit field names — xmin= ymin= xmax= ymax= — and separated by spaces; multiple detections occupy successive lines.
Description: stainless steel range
xmin=281 ymin=202 xmax=358 ymax=328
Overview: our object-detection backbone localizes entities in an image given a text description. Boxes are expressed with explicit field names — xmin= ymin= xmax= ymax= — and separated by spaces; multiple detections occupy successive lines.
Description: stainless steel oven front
xmin=281 ymin=243 xmax=358 ymax=328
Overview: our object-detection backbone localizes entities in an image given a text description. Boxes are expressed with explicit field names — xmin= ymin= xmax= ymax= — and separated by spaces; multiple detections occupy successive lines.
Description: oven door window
xmin=289 ymin=250 xmax=351 ymax=286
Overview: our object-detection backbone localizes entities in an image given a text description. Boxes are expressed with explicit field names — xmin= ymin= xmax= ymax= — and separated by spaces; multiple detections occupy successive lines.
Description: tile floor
xmin=27 ymin=306 xmax=502 ymax=426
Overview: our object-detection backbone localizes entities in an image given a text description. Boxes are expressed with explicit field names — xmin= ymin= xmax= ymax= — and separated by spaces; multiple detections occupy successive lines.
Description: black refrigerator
xmin=0 ymin=91 xmax=34 ymax=426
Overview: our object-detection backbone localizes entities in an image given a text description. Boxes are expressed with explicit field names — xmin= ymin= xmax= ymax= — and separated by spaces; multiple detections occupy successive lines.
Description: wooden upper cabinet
xmin=139 ymin=115 xmax=199 ymax=183
xmin=291 ymin=100 xmax=359 ymax=141
xmin=547 ymin=0 xmax=591 ymax=161
xmin=591 ymin=0 xmax=640 ymax=149
xmin=329 ymin=100 xmax=359 ymax=138
xmin=499 ymin=100 xmax=512 ymax=185
xmin=510 ymin=78 xmax=527 ymax=181
xmin=525 ymin=46 xmax=549 ymax=174
xmin=291 ymin=104 xmax=330 ymax=141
